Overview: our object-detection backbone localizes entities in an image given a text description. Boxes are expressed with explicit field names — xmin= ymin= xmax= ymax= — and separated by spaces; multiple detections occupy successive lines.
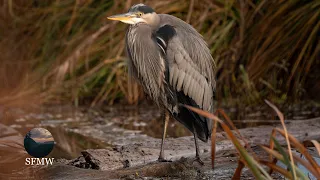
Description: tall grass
xmin=0 ymin=0 xmax=319 ymax=106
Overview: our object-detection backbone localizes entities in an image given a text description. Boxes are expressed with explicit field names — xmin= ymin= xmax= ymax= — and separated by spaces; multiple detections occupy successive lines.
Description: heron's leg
xmin=193 ymin=125 xmax=204 ymax=165
xmin=158 ymin=111 xmax=170 ymax=162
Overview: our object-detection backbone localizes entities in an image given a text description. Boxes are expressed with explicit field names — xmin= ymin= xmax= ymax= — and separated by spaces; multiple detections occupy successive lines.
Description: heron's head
xmin=107 ymin=4 xmax=158 ymax=26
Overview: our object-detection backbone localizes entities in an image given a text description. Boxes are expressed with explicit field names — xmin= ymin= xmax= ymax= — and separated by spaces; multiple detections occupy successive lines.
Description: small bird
xmin=108 ymin=4 xmax=216 ymax=164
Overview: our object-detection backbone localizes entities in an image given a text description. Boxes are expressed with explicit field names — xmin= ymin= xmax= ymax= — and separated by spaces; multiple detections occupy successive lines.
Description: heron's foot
xmin=158 ymin=157 xmax=172 ymax=162
xmin=193 ymin=156 xmax=204 ymax=165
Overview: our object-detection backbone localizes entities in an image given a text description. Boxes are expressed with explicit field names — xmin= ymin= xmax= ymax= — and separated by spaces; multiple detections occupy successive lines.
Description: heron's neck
xmin=142 ymin=12 xmax=160 ymax=31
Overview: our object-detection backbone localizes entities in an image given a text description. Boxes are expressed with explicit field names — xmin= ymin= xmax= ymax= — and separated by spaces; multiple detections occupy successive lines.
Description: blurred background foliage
xmin=0 ymin=0 xmax=319 ymax=107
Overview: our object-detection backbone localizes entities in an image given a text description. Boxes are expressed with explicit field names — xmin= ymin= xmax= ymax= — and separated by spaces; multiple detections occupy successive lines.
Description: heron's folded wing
xmin=155 ymin=24 xmax=213 ymax=140
xmin=166 ymin=37 xmax=213 ymax=111
xmin=159 ymin=14 xmax=216 ymax=87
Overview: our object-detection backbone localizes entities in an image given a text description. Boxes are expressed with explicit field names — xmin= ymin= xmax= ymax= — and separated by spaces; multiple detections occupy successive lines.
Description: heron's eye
xmin=137 ymin=12 xmax=143 ymax=17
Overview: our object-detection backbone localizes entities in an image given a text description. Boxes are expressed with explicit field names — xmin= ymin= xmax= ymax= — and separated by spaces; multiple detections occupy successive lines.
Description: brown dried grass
xmin=0 ymin=0 xmax=319 ymax=106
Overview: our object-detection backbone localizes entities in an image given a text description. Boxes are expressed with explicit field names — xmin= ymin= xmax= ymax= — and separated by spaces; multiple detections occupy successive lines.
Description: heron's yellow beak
xmin=107 ymin=12 xmax=134 ymax=21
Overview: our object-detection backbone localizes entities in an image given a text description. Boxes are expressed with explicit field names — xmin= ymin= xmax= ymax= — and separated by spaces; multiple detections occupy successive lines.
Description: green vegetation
xmin=1 ymin=0 xmax=319 ymax=106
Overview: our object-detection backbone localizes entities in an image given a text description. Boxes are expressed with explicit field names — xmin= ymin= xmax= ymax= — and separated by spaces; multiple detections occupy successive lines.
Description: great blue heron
xmin=108 ymin=4 xmax=216 ymax=164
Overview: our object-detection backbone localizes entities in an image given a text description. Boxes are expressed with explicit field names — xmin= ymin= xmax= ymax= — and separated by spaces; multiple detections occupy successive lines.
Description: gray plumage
xmin=108 ymin=4 xmax=216 ymax=162
xmin=125 ymin=13 xmax=215 ymax=141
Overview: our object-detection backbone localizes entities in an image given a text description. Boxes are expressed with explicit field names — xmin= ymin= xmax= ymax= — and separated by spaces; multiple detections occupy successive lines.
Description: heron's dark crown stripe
xmin=129 ymin=4 xmax=154 ymax=14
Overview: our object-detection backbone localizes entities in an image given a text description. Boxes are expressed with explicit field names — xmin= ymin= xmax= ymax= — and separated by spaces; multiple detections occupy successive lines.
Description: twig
xmin=186 ymin=0 xmax=194 ymax=24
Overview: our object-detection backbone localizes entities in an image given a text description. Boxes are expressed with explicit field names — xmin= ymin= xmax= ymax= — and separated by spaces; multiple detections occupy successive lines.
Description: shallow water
xmin=2 ymin=105 xmax=191 ymax=159
xmin=1 ymin=103 xmax=319 ymax=160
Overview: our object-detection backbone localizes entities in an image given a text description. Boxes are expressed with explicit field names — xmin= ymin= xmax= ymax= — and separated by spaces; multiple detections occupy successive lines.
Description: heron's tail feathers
xmin=173 ymin=92 xmax=212 ymax=142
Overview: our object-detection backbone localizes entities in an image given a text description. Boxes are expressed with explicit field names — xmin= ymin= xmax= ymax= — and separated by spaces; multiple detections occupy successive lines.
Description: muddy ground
xmin=1 ymin=117 xmax=319 ymax=179
xmin=0 ymin=105 xmax=319 ymax=179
